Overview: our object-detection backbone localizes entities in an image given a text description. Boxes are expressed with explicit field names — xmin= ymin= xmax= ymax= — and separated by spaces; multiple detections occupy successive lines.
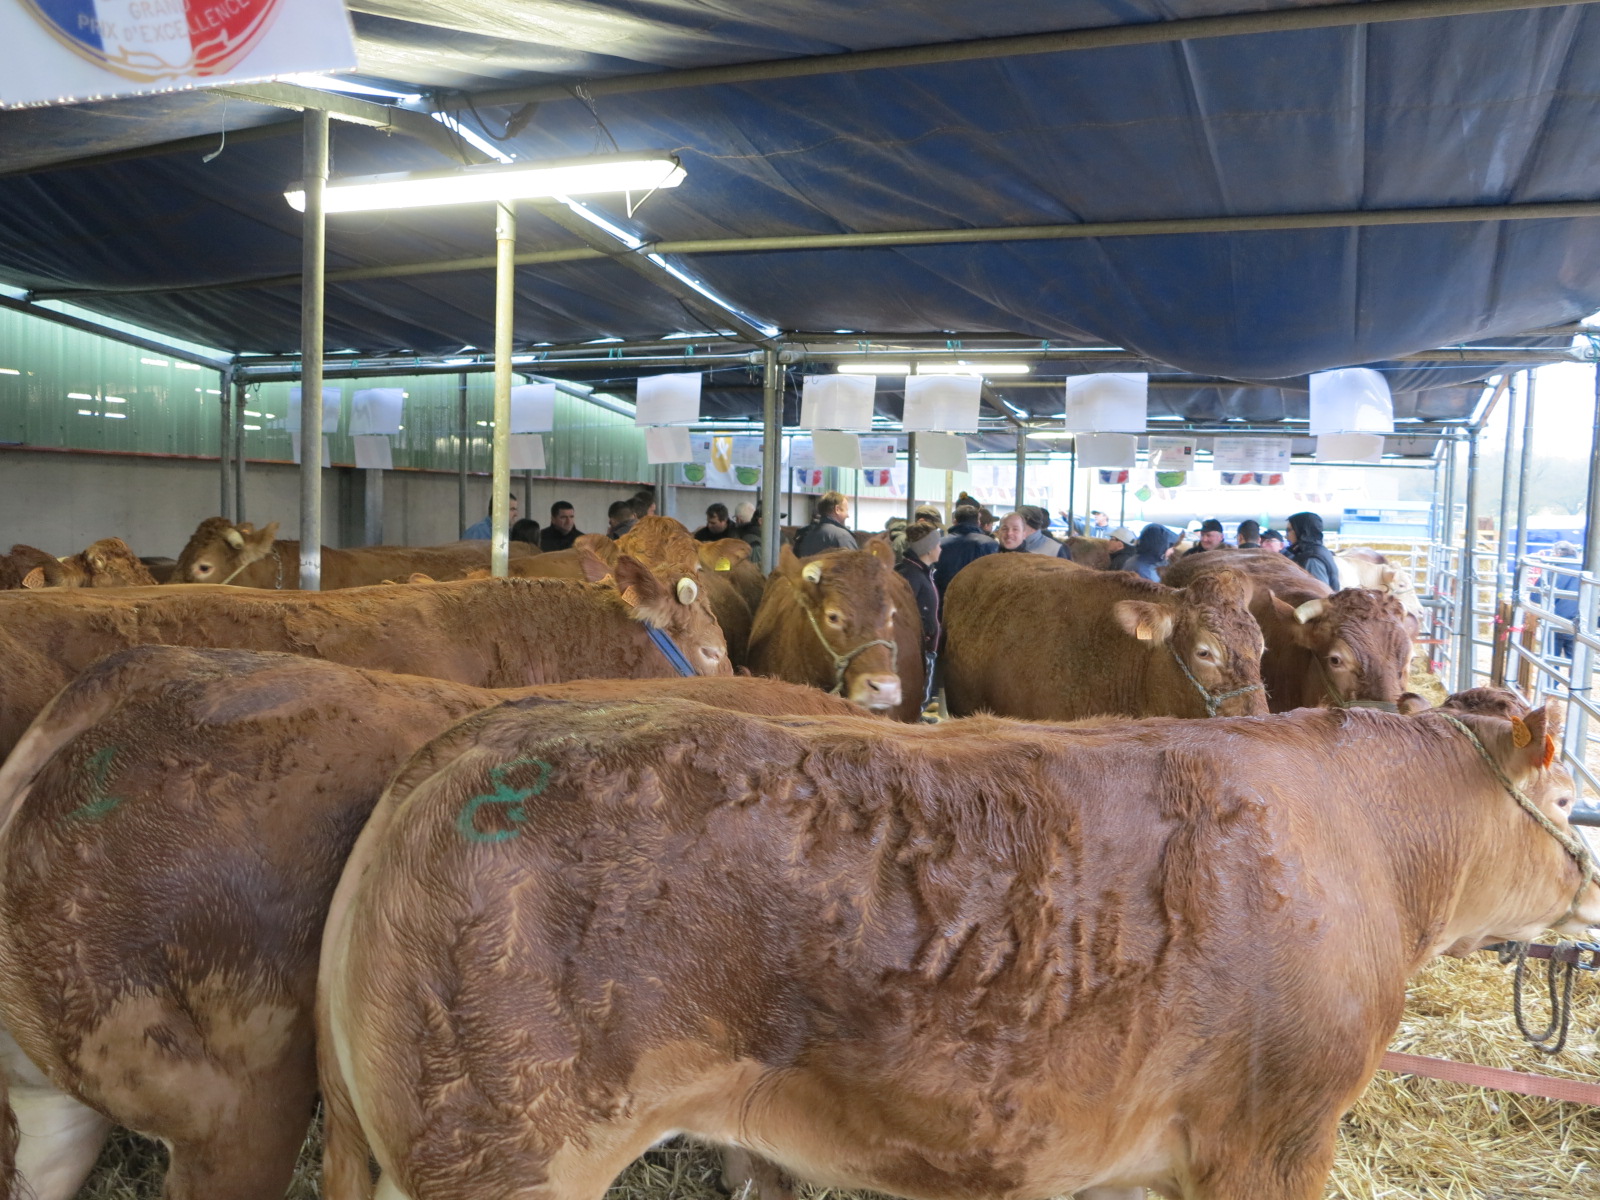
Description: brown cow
xmin=318 ymin=693 xmax=1599 ymax=1200
xmin=167 ymin=517 xmax=536 ymax=588
xmin=0 ymin=648 xmax=854 ymax=1200
xmin=1163 ymin=550 xmax=1414 ymax=711
xmin=943 ymin=552 xmax=1267 ymax=720
xmin=700 ymin=538 xmax=767 ymax=614
xmin=1064 ymin=535 xmax=1112 ymax=569
xmin=0 ymin=546 xmax=55 ymax=590
xmin=747 ymin=540 xmax=924 ymax=721
xmin=17 ymin=538 xmax=157 ymax=589
xmin=0 ymin=556 xmax=728 ymax=760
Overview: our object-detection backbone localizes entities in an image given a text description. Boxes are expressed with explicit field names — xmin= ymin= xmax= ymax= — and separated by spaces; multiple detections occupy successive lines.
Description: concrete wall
xmin=0 ymin=448 xmax=661 ymax=558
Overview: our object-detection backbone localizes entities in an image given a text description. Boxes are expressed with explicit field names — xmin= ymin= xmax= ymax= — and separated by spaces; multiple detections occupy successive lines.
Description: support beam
xmin=457 ymin=372 xmax=470 ymax=535
xmin=218 ymin=372 xmax=234 ymax=520
xmin=233 ymin=378 xmax=248 ymax=523
xmin=1567 ymin=364 xmax=1600 ymax=773
xmin=530 ymin=201 xmax=776 ymax=347
xmin=1456 ymin=426 xmax=1481 ymax=691
xmin=760 ymin=348 xmax=782 ymax=573
xmin=0 ymin=293 xmax=227 ymax=367
xmin=1511 ymin=369 xmax=1538 ymax=617
xmin=491 ymin=201 xmax=516 ymax=578
xmin=43 ymin=198 xmax=1600 ymax=303
xmin=1014 ymin=428 xmax=1026 ymax=511
xmin=905 ymin=433 xmax=919 ymax=525
xmin=464 ymin=0 xmax=1600 ymax=109
xmin=0 ymin=120 xmax=299 ymax=181
xmin=298 ymin=110 xmax=329 ymax=592
xmin=1491 ymin=374 xmax=1521 ymax=684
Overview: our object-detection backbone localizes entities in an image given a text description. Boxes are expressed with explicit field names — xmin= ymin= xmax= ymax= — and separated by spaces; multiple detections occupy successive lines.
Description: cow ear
xmin=1397 ymin=692 xmax=1432 ymax=715
xmin=252 ymin=522 xmax=280 ymax=550
xmin=1515 ymin=702 xmax=1561 ymax=772
xmin=576 ymin=546 xmax=613 ymax=584
xmin=21 ymin=567 xmax=46 ymax=589
xmin=865 ymin=536 xmax=895 ymax=569
xmin=1113 ymin=600 xmax=1174 ymax=644
xmin=1380 ymin=567 xmax=1397 ymax=587
xmin=613 ymin=554 xmax=671 ymax=627
xmin=778 ymin=544 xmax=801 ymax=579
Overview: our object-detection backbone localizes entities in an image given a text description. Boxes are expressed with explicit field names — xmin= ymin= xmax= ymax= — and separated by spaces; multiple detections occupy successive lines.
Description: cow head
xmin=779 ymin=540 xmax=902 ymax=711
xmin=582 ymin=548 xmax=731 ymax=676
xmin=1277 ymin=588 xmax=1412 ymax=708
xmin=171 ymin=518 xmax=280 ymax=584
xmin=38 ymin=538 xmax=157 ymax=588
xmin=1114 ymin=569 xmax=1268 ymax=717
xmin=1432 ymin=697 xmax=1600 ymax=949
xmin=697 ymin=538 xmax=752 ymax=573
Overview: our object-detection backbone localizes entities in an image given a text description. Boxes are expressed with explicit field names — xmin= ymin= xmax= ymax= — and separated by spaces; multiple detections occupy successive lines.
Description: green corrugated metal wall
xmin=0 ymin=308 xmax=651 ymax=481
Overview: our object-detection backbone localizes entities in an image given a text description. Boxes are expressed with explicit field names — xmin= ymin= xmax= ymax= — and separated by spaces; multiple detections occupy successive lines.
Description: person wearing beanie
xmin=896 ymin=519 xmax=943 ymax=704
xmin=1285 ymin=511 xmax=1340 ymax=588
xmin=1131 ymin=523 xmax=1177 ymax=581
xmin=1106 ymin=526 xmax=1139 ymax=571
xmin=1182 ymin=517 xmax=1229 ymax=557
xmin=1236 ymin=518 xmax=1262 ymax=548
xmin=935 ymin=503 xmax=999 ymax=599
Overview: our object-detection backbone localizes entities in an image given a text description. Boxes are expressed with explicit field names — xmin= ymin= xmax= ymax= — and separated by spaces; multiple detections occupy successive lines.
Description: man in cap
xmin=1182 ymin=518 xmax=1229 ymax=557
xmin=1107 ymin=526 xmax=1139 ymax=571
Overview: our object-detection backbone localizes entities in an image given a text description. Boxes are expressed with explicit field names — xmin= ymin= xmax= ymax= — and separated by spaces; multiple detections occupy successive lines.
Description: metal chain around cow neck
xmin=801 ymin=601 xmax=896 ymax=696
xmin=1439 ymin=711 xmax=1600 ymax=1052
xmin=1164 ymin=644 xmax=1263 ymax=718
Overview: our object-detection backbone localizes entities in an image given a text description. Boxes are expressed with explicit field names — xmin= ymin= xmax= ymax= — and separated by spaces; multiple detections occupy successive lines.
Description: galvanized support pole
xmin=1566 ymin=364 xmax=1600 ymax=773
xmin=1492 ymin=375 xmax=1522 ymax=680
xmin=1456 ymin=426 xmax=1481 ymax=691
xmin=457 ymin=372 xmax=469 ymax=534
xmin=297 ymin=109 xmax=329 ymax=591
xmin=233 ymin=378 xmax=247 ymax=524
xmin=218 ymin=369 xmax=233 ymax=520
xmin=363 ymin=468 xmax=383 ymax=546
xmin=490 ymin=200 xmax=516 ymax=578
xmin=1512 ymin=370 xmax=1538 ymax=597
xmin=1067 ymin=440 xmax=1076 ymax=529
xmin=1014 ymin=427 xmax=1026 ymax=509
xmin=760 ymin=348 xmax=782 ymax=573
xmin=944 ymin=470 xmax=954 ymax=525
xmin=905 ymin=433 xmax=919 ymax=525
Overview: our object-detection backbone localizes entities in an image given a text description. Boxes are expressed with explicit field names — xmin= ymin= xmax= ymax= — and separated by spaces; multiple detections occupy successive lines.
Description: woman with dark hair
xmin=1130 ymin=523 xmax=1176 ymax=581
xmin=1285 ymin=511 xmax=1340 ymax=588
xmin=895 ymin=519 xmax=943 ymax=706
xmin=509 ymin=518 xmax=542 ymax=546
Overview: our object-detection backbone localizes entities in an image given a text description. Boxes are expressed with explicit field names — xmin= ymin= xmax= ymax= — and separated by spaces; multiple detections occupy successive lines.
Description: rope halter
xmin=218 ymin=543 xmax=282 ymax=588
xmin=1439 ymin=713 xmax=1599 ymax=931
xmin=1315 ymin=653 xmax=1399 ymax=712
xmin=803 ymin=603 xmax=897 ymax=697
xmin=1166 ymin=644 xmax=1263 ymax=718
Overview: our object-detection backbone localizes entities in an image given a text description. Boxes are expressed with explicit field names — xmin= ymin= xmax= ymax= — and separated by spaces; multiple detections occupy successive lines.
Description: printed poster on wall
xmin=678 ymin=436 xmax=764 ymax=489
xmin=1212 ymin=437 xmax=1292 ymax=476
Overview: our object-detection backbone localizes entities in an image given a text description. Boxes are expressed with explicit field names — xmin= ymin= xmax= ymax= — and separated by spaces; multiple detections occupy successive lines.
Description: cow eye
xmin=1195 ymin=646 xmax=1214 ymax=660
xmin=1327 ymin=653 xmax=1345 ymax=669
xmin=197 ymin=563 xmax=212 ymax=575
xmin=1558 ymin=795 xmax=1574 ymax=809
xmin=826 ymin=610 xmax=843 ymax=626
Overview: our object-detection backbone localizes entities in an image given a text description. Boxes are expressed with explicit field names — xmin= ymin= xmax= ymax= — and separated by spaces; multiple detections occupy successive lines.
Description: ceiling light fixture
xmin=914 ymin=363 xmax=1031 ymax=376
xmin=836 ymin=362 xmax=910 ymax=375
xmin=285 ymin=152 xmax=686 ymax=213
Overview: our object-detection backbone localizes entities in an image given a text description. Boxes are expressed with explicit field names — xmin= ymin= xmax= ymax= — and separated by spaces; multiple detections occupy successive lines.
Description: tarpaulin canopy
xmin=2 ymin=0 xmax=1597 ymax=412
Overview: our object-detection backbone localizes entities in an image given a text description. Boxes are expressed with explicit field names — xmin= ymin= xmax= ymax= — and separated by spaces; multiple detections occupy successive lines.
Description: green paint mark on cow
xmin=68 ymin=745 xmax=122 ymax=823
xmin=456 ymin=756 xmax=553 ymax=843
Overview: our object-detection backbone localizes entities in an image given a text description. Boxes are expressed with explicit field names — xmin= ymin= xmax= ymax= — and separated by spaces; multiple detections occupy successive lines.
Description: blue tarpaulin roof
xmin=1 ymin=0 xmax=1596 ymax=420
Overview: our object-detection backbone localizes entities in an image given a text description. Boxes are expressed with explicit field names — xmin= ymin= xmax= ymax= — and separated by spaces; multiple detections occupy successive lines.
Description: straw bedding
xmin=66 ymin=954 xmax=1600 ymax=1199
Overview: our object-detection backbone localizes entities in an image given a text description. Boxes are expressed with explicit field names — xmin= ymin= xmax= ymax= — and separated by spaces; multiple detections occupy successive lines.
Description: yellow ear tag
xmin=1510 ymin=717 xmax=1532 ymax=749
xmin=1544 ymin=733 xmax=1557 ymax=769
xmin=715 ymin=557 xmax=732 ymax=572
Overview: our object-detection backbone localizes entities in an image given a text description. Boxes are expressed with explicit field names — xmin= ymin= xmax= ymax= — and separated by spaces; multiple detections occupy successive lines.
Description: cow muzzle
xmin=849 ymin=674 xmax=902 ymax=711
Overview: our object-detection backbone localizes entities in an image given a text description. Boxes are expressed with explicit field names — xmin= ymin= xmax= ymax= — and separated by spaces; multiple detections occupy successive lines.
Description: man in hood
xmin=1285 ymin=511 xmax=1340 ymax=588
xmin=1131 ymin=523 xmax=1177 ymax=581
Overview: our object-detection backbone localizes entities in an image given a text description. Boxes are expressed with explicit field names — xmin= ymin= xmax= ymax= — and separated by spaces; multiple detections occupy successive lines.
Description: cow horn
xmin=1294 ymin=598 xmax=1328 ymax=624
xmin=223 ymin=529 xmax=246 ymax=550
xmin=801 ymin=562 xmax=824 ymax=584
xmin=676 ymin=577 xmax=699 ymax=606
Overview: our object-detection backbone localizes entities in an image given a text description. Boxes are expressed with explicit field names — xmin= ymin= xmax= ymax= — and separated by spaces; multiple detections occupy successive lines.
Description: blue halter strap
xmin=646 ymin=624 xmax=697 ymax=677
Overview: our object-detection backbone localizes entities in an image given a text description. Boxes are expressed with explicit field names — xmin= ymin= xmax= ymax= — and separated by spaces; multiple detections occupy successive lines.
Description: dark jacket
xmin=608 ymin=516 xmax=638 ymax=540
xmin=736 ymin=520 xmax=762 ymax=551
xmin=794 ymin=515 xmax=857 ymax=558
xmin=896 ymin=555 xmax=940 ymax=654
xmin=1131 ymin=524 xmax=1176 ymax=582
xmin=692 ymin=525 xmax=730 ymax=543
xmin=540 ymin=525 xmax=582 ymax=553
xmin=933 ymin=522 xmax=998 ymax=597
xmin=1182 ymin=540 xmax=1232 ymax=557
xmin=1001 ymin=529 xmax=1069 ymax=558
xmin=1285 ymin=512 xmax=1340 ymax=589
xmin=1109 ymin=544 xmax=1139 ymax=572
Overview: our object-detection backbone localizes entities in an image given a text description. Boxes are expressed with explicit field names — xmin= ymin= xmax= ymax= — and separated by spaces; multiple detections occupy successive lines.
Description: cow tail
xmin=318 ymin=1035 xmax=375 ymax=1200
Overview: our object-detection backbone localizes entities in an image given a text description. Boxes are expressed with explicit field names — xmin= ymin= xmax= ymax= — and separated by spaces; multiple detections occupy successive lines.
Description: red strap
xmin=1380 ymin=1051 xmax=1600 ymax=1106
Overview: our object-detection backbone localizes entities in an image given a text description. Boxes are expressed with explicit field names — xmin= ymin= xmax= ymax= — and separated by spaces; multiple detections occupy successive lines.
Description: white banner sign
xmin=861 ymin=436 xmax=898 ymax=470
xmin=1065 ymin=373 xmax=1148 ymax=433
xmin=801 ymin=374 xmax=875 ymax=430
xmin=1075 ymin=432 xmax=1138 ymax=468
xmin=902 ymin=374 xmax=981 ymax=432
xmin=811 ymin=430 xmax=862 ymax=470
xmin=508 ymin=433 xmax=546 ymax=471
xmin=635 ymin=373 xmax=702 ymax=426
xmin=645 ymin=425 xmax=693 ymax=463
xmin=350 ymin=388 xmax=404 ymax=437
xmin=287 ymin=385 xmax=341 ymax=433
xmin=918 ymin=431 xmax=968 ymax=472
xmin=1315 ymin=433 xmax=1385 ymax=463
xmin=786 ymin=436 xmax=815 ymax=472
xmin=1 ymin=0 xmax=357 ymax=108
xmin=509 ymin=383 xmax=556 ymax=433
xmin=1212 ymin=437 xmax=1292 ymax=474
xmin=1309 ymin=368 xmax=1394 ymax=435
xmin=679 ymin=436 xmax=762 ymax=489
xmin=1146 ymin=435 xmax=1196 ymax=470
xmin=351 ymin=434 xmax=393 ymax=470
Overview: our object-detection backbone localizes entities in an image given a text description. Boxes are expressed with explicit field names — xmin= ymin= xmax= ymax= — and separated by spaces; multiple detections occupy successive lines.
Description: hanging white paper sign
xmin=350 ymin=389 xmax=404 ymax=436
xmin=508 ymin=434 xmax=547 ymax=471
xmin=918 ymin=431 xmax=969 ymax=472
xmin=1309 ymin=368 xmax=1394 ymax=435
xmin=1315 ymin=433 xmax=1384 ymax=463
xmin=1074 ymin=433 xmax=1138 ymax=468
xmin=1065 ymin=373 xmax=1148 ymax=433
xmin=811 ymin=430 xmax=863 ymax=470
xmin=787 ymin=436 xmax=815 ymax=472
xmin=861 ymin=437 xmax=898 ymax=470
xmin=351 ymin=434 xmax=393 ymax=470
xmin=288 ymin=433 xmax=333 ymax=466
xmin=1146 ymin=435 xmax=1196 ymax=470
xmin=509 ymin=383 xmax=557 ymax=432
xmin=635 ymin=373 xmax=702 ymax=426
xmin=645 ymin=425 xmax=693 ymax=463
xmin=902 ymin=374 xmax=981 ymax=433
xmin=287 ymin=386 xmax=342 ymax=433
xmin=801 ymin=374 xmax=875 ymax=430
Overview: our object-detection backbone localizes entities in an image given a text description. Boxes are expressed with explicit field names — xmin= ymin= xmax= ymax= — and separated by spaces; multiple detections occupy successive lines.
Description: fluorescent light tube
xmin=286 ymin=153 xmax=685 ymax=213
xmin=836 ymin=362 xmax=909 ymax=375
